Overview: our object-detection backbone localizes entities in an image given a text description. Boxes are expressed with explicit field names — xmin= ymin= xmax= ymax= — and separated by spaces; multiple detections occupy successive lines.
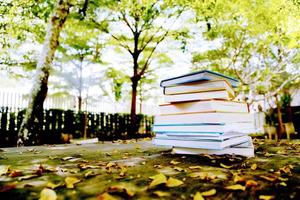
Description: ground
xmin=0 ymin=138 xmax=299 ymax=200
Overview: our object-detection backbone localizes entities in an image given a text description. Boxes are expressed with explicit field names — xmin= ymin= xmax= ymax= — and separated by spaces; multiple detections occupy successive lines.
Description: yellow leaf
xmin=106 ymin=162 xmax=115 ymax=168
xmin=85 ymin=171 xmax=96 ymax=178
xmin=251 ymin=164 xmax=257 ymax=170
xmin=259 ymin=175 xmax=277 ymax=182
xmin=220 ymin=163 xmax=233 ymax=169
xmin=193 ymin=192 xmax=204 ymax=200
xmin=225 ymin=184 xmax=245 ymax=191
xmin=149 ymin=174 xmax=167 ymax=188
xmin=173 ymin=166 xmax=186 ymax=172
xmin=246 ymin=180 xmax=258 ymax=188
xmin=108 ymin=185 xmax=136 ymax=197
xmin=97 ymin=192 xmax=117 ymax=200
xmin=189 ymin=166 xmax=202 ymax=170
xmin=153 ymin=191 xmax=170 ymax=197
xmin=166 ymin=177 xmax=183 ymax=187
xmin=46 ymin=182 xmax=62 ymax=189
xmin=39 ymin=188 xmax=57 ymax=200
xmin=65 ymin=177 xmax=80 ymax=189
xmin=0 ymin=165 xmax=10 ymax=176
xmin=259 ymin=195 xmax=275 ymax=200
xmin=279 ymin=182 xmax=287 ymax=187
xmin=170 ymin=160 xmax=181 ymax=165
xmin=201 ymin=189 xmax=216 ymax=196
xmin=233 ymin=175 xmax=245 ymax=183
xmin=278 ymin=177 xmax=288 ymax=181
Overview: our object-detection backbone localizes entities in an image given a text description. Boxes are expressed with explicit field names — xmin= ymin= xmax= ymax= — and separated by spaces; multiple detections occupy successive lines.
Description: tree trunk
xmin=275 ymin=95 xmax=284 ymax=141
xmin=78 ymin=96 xmax=82 ymax=112
xmin=17 ymin=0 xmax=71 ymax=146
xmin=130 ymin=77 xmax=138 ymax=137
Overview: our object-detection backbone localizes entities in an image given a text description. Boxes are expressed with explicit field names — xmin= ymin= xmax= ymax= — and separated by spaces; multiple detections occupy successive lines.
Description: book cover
xmin=160 ymin=70 xmax=239 ymax=87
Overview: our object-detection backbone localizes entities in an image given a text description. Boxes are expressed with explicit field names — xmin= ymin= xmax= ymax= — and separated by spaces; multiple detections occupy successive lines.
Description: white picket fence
xmin=0 ymin=90 xmax=158 ymax=115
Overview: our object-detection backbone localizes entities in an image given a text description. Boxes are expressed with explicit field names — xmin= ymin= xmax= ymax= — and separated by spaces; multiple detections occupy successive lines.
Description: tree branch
xmin=110 ymin=34 xmax=133 ymax=55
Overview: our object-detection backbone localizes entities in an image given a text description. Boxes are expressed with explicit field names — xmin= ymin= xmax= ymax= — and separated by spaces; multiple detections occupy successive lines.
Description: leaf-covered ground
xmin=0 ymin=138 xmax=299 ymax=200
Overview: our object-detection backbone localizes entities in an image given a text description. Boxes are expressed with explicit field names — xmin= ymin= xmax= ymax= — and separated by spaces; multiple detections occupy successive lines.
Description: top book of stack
xmin=160 ymin=70 xmax=239 ymax=88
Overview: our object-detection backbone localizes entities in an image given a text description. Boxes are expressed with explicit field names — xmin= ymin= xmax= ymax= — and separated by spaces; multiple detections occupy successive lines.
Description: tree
xmin=101 ymin=0 xmax=186 ymax=134
xmin=17 ymin=0 xmax=72 ymax=146
xmin=191 ymin=0 xmax=300 ymax=139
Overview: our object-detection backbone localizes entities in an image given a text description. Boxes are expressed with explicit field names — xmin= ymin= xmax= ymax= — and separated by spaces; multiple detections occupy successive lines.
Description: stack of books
xmin=153 ymin=70 xmax=255 ymax=157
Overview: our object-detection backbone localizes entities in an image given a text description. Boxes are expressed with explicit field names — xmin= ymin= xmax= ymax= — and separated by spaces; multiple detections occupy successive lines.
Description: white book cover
xmin=172 ymin=137 xmax=254 ymax=157
xmin=155 ymin=112 xmax=254 ymax=125
xmin=153 ymin=122 xmax=255 ymax=133
xmin=164 ymin=90 xmax=231 ymax=103
xmin=153 ymin=135 xmax=250 ymax=150
xmin=164 ymin=80 xmax=235 ymax=96
xmin=155 ymin=132 xmax=247 ymax=141
xmin=159 ymin=99 xmax=248 ymax=115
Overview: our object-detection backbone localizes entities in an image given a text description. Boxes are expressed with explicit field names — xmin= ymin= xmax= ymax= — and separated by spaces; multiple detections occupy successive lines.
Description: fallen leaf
xmin=189 ymin=166 xmax=202 ymax=170
xmin=97 ymin=192 xmax=117 ymax=200
xmin=46 ymin=182 xmax=63 ymax=189
xmin=9 ymin=170 xmax=23 ymax=177
xmin=153 ymin=191 xmax=170 ymax=197
xmin=189 ymin=172 xmax=216 ymax=180
xmin=193 ymin=192 xmax=204 ymax=200
xmin=108 ymin=184 xmax=136 ymax=197
xmin=251 ymin=164 xmax=257 ymax=170
xmin=246 ymin=180 xmax=258 ymax=187
xmin=61 ymin=156 xmax=74 ymax=161
xmin=225 ymin=184 xmax=245 ymax=191
xmin=106 ymin=162 xmax=116 ymax=168
xmin=173 ymin=166 xmax=186 ymax=172
xmin=39 ymin=188 xmax=57 ymax=200
xmin=279 ymin=182 xmax=287 ymax=186
xmin=0 ymin=165 xmax=10 ymax=176
xmin=65 ymin=177 xmax=80 ymax=188
xmin=119 ymin=166 xmax=127 ymax=177
xmin=0 ymin=183 xmax=16 ymax=192
xmin=201 ymin=189 xmax=216 ymax=196
xmin=149 ymin=173 xmax=167 ymax=188
xmin=170 ymin=160 xmax=181 ymax=165
xmin=18 ymin=174 xmax=39 ymax=181
xmin=278 ymin=177 xmax=288 ymax=181
xmin=259 ymin=175 xmax=277 ymax=182
xmin=259 ymin=195 xmax=275 ymax=200
xmin=85 ymin=171 xmax=96 ymax=178
xmin=233 ymin=175 xmax=245 ymax=183
xmin=166 ymin=177 xmax=183 ymax=187
xmin=220 ymin=163 xmax=233 ymax=169
xmin=153 ymin=165 xmax=163 ymax=169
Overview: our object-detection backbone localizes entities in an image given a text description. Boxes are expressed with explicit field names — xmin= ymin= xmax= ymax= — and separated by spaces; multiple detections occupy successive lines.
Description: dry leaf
xmin=189 ymin=166 xmax=202 ymax=170
xmin=39 ymin=188 xmax=57 ymax=200
xmin=201 ymin=189 xmax=216 ymax=196
xmin=18 ymin=174 xmax=39 ymax=181
xmin=9 ymin=170 xmax=23 ymax=177
xmin=85 ymin=171 xmax=96 ymax=178
xmin=46 ymin=182 xmax=63 ymax=189
xmin=108 ymin=185 xmax=136 ymax=197
xmin=279 ymin=182 xmax=287 ymax=187
xmin=189 ymin=172 xmax=216 ymax=180
xmin=119 ymin=166 xmax=127 ymax=177
xmin=0 ymin=183 xmax=16 ymax=193
xmin=65 ymin=177 xmax=80 ymax=188
xmin=193 ymin=192 xmax=204 ymax=200
xmin=0 ymin=165 xmax=10 ymax=176
xmin=246 ymin=180 xmax=258 ymax=187
xmin=153 ymin=191 xmax=170 ymax=197
xmin=259 ymin=175 xmax=277 ymax=182
xmin=149 ymin=173 xmax=167 ymax=188
xmin=61 ymin=156 xmax=74 ymax=161
xmin=166 ymin=177 xmax=183 ymax=187
xmin=97 ymin=192 xmax=117 ymax=200
xmin=220 ymin=163 xmax=233 ymax=169
xmin=170 ymin=160 xmax=181 ymax=165
xmin=225 ymin=184 xmax=245 ymax=191
xmin=173 ymin=166 xmax=186 ymax=172
xmin=259 ymin=195 xmax=275 ymax=200
xmin=233 ymin=175 xmax=245 ymax=183
xmin=153 ymin=165 xmax=163 ymax=169
xmin=106 ymin=162 xmax=115 ymax=168
xmin=278 ymin=177 xmax=288 ymax=181
xmin=251 ymin=164 xmax=257 ymax=170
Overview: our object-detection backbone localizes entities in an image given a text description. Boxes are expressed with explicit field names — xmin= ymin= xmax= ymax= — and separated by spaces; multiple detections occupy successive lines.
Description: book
xmin=164 ymin=90 xmax=232 ymax=103
xmin=153 ymin=135 xmax=250 ymax=150
xmin=172 ymin=138 xmax=254 ymax=157
xmin=155 ymin=112 xmax=254 ymax=125
xmin=155 ymin=132 xmax=247 ymax=141
xmin=153 ymin=122 xmax=255 ymax=133
xmin=164 ymin=80 xmax=235 ymax=96
xmin=159 ymin=99 xmax=248 ymax=115
xmin=160 ymin=70 xmax=239 ymax=87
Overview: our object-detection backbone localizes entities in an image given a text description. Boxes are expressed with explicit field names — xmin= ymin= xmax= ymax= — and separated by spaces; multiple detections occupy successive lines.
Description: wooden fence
xmin=0 ymin=107 xmax=154 ymax=147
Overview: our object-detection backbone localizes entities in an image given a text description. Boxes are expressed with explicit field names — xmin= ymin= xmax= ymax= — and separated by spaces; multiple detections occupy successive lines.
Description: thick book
xmin=163 ymin=80 xmax=235 ymax=96
xmin=155 ymin=112 xmax=254 ymax=125
xmin=172 ymin=138 xmax=254 ymax=157
xmin=160 ymin=70 xmax=239 ymax=87
xmin=153 ymin=122 xmax=255 ymax=133
xmin=159 ymin=99 xmax=248 ymax=115
xmin=153 ymin=135 xmax=250 ymax=150
xmin=155 ymin=132 xmax=247 ymax=141
xmin=164 ymin=90 xmax=232 ymax=103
